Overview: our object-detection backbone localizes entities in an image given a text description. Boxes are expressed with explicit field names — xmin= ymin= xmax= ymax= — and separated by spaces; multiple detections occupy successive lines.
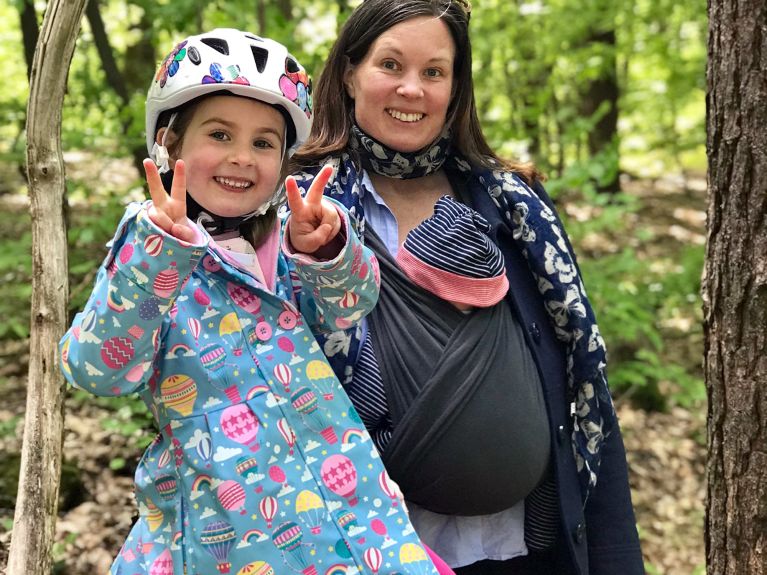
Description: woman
xmin=290 ymin=1 xmax=645 ymax=573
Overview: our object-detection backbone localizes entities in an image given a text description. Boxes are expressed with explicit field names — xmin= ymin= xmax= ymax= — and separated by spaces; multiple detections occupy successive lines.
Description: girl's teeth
xmin=217 ymin=177 xmax=250 ymax=188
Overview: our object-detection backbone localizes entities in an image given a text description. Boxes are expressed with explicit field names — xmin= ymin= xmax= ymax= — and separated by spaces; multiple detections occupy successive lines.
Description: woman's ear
xmin=343 ymin=64 xmax=356 ymax=99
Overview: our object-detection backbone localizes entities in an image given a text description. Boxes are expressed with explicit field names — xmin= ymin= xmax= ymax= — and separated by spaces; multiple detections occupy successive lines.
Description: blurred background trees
xmin=0 ymin=0 xmax=707 ymax=408
xmin=0 ymin=1 xmax=708 ymax=572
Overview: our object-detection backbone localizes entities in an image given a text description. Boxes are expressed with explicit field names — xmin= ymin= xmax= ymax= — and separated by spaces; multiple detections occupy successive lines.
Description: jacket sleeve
xmin=584 ymin=421 xmax=645 ymax=574
xmin=281 ymin=198 xmax=380 ymax=335
xmin=59 ymin=202 xmax=207 ymax=396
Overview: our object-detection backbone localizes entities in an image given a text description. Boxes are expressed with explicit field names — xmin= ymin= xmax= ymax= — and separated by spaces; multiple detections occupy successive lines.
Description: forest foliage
xmin=1 ymin=0 xmax=707 ymax=410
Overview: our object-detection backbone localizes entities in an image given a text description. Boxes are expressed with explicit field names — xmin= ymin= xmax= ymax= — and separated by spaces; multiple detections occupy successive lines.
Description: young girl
xmin=60 ymin=28 xmax=449 ymax=575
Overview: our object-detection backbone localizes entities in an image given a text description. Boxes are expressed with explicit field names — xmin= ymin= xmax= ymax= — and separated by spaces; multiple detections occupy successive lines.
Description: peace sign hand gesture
xmin=143 ymin=158 xmax=196 ymax=243
xmin=285 ymin=165 xmax=341 ymax=255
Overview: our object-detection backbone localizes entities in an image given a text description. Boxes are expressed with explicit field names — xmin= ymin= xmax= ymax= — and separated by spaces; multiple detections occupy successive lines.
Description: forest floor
xmin=0 ymin=170 xmax=708 ymax=575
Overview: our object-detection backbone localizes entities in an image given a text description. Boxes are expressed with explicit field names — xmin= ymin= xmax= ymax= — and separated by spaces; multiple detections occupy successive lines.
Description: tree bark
xmin=579 ymin=27 xmax=620 ymax=194
xmin=85 ymin=0 xmax=128 ymax=102
xmin=704 ymin=0 xmax=767 ymax=574
xmin=19 ymin=0 xmax=39 ymax=79
xmin=6 ymin=0 xmax=88 ymax=573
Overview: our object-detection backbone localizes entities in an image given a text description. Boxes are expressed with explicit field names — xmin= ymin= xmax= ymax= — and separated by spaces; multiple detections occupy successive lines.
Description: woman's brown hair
xmin=289 ymin=0 xmax=541 ymax=183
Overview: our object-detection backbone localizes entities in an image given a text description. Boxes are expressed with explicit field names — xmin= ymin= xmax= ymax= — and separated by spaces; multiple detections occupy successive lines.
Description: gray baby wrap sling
xmin=364 ymin=227 xmax=551 ymax=515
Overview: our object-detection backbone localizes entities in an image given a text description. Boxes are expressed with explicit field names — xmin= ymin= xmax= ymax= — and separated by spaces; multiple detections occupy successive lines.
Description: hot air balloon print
xmin=398 ymin=543 xmax=430 ymax=575
xmin=196 ymin=432 xmax=212 ymax=466
xmin=154 ymin=474 xmax=178 ymax=502
xmin=273 ymin=363 xmax=292 ymax=393
xmin=277 ymin=336 xmax=300 ymax=363
xmin=363 ymin=547 xmax=383 ymax=574
xmin=200 ymin=342 xmax=240 ymax=401
xmin=378 ymin=471 xmax=401 ymax=507
xmin=153 ymin=264 xmax=179 ymax=298
xmin=227 ymin=282 xmax=262 ymax=315
xmin=101 ymin=336 xmax=135 ymax=370
xmin=305 ymin=359 xmax=336 ymax=400
xmin=146 ymin=500 xmax=164 ymax=532
xmin=217 ymin=479 xmax=247 ymax=515
xmin=237 ymin=561 xmax=275 ymax=575
xmin=220 ymin=404 xmax=260 ymax=452
xmin=277 ymin=417 xmax=296 ymax=455
xmin=235 ymin=456 xmax=258 ymax=480
xmin=149 ymin=548 xmax=173 ymax=575
xmin=219 ymin=312 xmax=244 ymax=356
xmin=290 ymin=387 xmax=338 ymax=444
xmin=187 ymin=317 xmax=201 ymax=346
xmin=271 ymin=521 xmax=318 ymax=575
xmin=144 ymin=234 xmax=164 ymax=257
xmin=159 ymin=374 xmax=198 ymax=417
xmin=201 ymin=520 xmax=236 ymax=574
xmin=321 ymin=455 xmax=358 ymax=506
xmin=295 ymin=490 xmax=325 ymax=534
xmin=268 ymin=465 xmax=287 ymax=486
xmin=259 ymin=495 xmax=278 ymax=528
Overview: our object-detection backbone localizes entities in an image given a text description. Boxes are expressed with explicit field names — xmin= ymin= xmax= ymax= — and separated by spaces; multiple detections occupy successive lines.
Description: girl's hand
xmin=285 ymin=165 xmax=341 ymax=254
xmin=144 ymin=159 xmax=196 ymax=243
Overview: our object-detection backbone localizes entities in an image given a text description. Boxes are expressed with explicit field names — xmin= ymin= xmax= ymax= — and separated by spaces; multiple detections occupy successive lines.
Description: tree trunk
xmin=86 ymin=0 xmax=128 ymax=102
xmin=704 ymin=0 xmax=767 ymax=574
xmin=6 ymin=0 xmax=88 ymax=573
xmin=579 ymin=27 xmax=620 ymax=194
xmin=19 ymin=0 xmax=39 ymax=79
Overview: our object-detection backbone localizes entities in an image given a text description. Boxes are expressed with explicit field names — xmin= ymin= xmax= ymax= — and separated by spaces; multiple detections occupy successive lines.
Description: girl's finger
xmin=304 ymin=165 xmax=334 ymax=205
xmin=148 ymin=206 xmax=175 ymax=234
xmin=171 ymin=222 xmax=196 ymax=243
xmin=284 ymin=175 xmax=304 ymax=216
xmin=143 ymin=159 xmax=167 ymax=208
xmin=170 ymin=159 xmax=186 ymax=205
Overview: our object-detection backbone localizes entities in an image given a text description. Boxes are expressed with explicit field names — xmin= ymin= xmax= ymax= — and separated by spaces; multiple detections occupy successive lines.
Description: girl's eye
xmin=210 ymin=130 xmax=229 ymax=141
xmin=254 ymin=139 xmax=275 ymax=149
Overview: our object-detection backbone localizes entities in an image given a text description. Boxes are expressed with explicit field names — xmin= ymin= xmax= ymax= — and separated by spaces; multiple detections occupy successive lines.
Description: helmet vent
xmin=245 ymin=34 xmax=263 ymax=41
xmin=251 ymin=46 xmax=269 ymax=73
xmin=201 ymin=38 xmax=229 ymax=55
xmin=285 ymin=57 xmax=300 ymax=73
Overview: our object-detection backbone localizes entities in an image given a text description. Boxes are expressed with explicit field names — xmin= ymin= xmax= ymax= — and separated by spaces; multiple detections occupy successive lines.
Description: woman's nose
xmin=396 ymin=72 xmax=424 ymax=98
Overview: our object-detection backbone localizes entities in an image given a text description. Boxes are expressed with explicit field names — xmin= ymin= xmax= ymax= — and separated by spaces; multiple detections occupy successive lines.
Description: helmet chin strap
xmin=152 ymin=113 xmax=177 ymax=174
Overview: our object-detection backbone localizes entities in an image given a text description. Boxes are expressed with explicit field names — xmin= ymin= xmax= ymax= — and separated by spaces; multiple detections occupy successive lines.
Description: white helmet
xmin=145 ymin=28 xmax=312 ymax=162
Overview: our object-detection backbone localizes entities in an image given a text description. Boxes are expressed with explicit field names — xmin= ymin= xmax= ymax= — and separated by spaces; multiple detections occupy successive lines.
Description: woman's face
xmin=344 ymin=16 xmax=455 ymax=153
xmin=165 ymin=95 xmax=285 ymax=218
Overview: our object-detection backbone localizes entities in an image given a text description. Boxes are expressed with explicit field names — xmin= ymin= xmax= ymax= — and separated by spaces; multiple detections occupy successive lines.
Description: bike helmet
xmin=145 ymin=28 xmax=312 ymax=163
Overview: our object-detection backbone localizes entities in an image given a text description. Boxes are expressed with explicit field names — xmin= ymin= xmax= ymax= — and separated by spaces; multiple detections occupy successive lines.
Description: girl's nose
xmin=229 ymin=144 xmax=256 ymax=165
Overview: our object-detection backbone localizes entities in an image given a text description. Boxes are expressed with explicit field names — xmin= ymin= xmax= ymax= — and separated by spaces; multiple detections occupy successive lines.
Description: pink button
xmin=278 ymin=311 xmax=298 ymax=330
xmin=254 ymin=321 xmax=272 ymax=341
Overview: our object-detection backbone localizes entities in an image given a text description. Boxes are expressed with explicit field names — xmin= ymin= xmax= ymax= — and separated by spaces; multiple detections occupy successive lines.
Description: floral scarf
xmin=293 ymin=126 xmax=617 ymax=503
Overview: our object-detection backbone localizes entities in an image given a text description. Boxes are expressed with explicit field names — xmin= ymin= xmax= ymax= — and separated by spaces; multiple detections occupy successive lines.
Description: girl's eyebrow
xmin=200 ymin=117 xmax=283 ymax=138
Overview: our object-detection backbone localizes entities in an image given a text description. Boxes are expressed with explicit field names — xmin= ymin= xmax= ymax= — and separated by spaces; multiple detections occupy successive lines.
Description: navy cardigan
xmin=469 ymin=176 xmax=645 ymax=575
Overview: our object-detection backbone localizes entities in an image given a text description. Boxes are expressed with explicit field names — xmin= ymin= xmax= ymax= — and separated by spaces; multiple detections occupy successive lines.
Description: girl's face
xmin=170 ymin=95 xmax=285 ymax=218
xmin=344 ymin=16 xmax=455 ymax=153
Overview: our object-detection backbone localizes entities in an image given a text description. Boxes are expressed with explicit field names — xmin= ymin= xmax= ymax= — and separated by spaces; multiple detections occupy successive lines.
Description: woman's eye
xmin=382 ymin=60 xmax=399 ymax=71
xmin=425 ymin=68 xmax=442 ymax=78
